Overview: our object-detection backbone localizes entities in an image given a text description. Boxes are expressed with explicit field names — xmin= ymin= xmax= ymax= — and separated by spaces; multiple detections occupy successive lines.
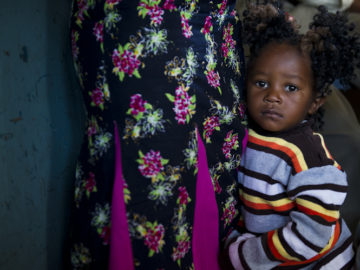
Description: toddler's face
xmin=246 ymin=42 xmax=321 ymax=132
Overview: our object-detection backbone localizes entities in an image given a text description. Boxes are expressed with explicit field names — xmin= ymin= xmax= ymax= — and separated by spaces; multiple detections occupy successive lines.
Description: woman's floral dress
xmin=69 ymin=0 xmax=247 ymax=269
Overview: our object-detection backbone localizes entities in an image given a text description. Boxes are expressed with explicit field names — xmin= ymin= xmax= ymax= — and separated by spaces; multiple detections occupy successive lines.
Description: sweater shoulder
xmin=247 ymin=127 xmax=342 ymax=174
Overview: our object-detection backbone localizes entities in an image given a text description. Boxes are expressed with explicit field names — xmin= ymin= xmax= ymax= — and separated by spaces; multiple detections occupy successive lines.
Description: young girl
xmin=227 ymin=2 xmax=360 ymax=269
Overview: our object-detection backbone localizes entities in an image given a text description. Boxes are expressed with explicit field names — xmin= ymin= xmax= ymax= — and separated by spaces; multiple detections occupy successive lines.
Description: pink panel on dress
xmin=109 ymin=121 xmax=134 ymax=270
xmin=192 ymin=129 xmax=221 ymax=270
xmin=242 ymin=129 xmax=248 ymax=156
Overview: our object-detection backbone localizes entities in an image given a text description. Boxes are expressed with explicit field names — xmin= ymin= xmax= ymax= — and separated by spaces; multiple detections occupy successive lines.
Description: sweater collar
xmin=249 ymin=120 xmax=313 ymax=137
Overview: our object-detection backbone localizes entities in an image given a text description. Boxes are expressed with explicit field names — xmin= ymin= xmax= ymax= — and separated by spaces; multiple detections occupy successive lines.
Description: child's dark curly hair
xmin=242 ymin=1 xmax=360 ymax=130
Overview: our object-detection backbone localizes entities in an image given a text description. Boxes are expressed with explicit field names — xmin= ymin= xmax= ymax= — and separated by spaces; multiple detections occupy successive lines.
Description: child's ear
xmin=308 ymin=96 xmax=326 ymax=115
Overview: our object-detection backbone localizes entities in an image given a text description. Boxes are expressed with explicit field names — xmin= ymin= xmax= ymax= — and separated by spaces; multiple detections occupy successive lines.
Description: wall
xmin=0 ymin=0 xmax=85 ymax=269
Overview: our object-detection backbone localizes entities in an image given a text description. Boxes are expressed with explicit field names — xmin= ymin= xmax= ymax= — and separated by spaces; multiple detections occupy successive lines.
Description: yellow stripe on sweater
xmin=296 ymin=198 xmax=339 ymax=219
xmin=240 ymin=189 xmax=293 ymax=207
xmin=249 ymin=129 xmax=308 ymax=173
xmin=314 ymin=132 xmax=341 ymax=170
xmin=272 ymin=230 xmax=301 ymax=261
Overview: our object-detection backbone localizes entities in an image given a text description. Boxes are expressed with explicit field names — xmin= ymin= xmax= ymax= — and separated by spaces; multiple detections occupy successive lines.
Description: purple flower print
xmin=144 ymin=224 xmax=165 ymax=253
xmin=138 ymin=1 xmax=164 ymax=26
xmin=214 ymin=178 xmax=222 ymax=194
xmin=223 ymin=24 xmax=235 ymax=48
xmin=163 ymin=0 xmax=176 ymax=10
xmin=206 ymin=70 xmax=220 ymax=88
xmin=85 ymin=172 xmax=96 ymax=192
xmin=222 ymin=131 xmax=239 ymax=159
xmin=71 ymin=30 xmax=79 ymax=60
xmin=238 ymin=103 xmax=246 ymax=119
xmin=181 ymin=14 xmax=192 ymax=38
xmin=221 ymin=201 xmax=236 ymax=227
xmin=112 ymin=48 xmax=140 ymax=77
xmin=75 ymin=0 xmax=89 ymax=25
xmin=222 ymin=23 xmax=235 ymax=59
xmin=201 ymin=16 xmax=213 ymax=35
xmin=138 ymin=150 xmax=164 ymax=178
xmin=93 ymin=22 xmax=104 ymax=43
xmin=90 ymin=87 xmax=104 ymax=107
xmin=178 ymin=186 xmax=190 ymax=205
xmin=130 ymin=94 xmax=147 ymax=116
xmin=100 ymin=226 xmax=111 ymax=245
xmin=87 ymin=121 xmax=97 ymax=138
xmin=172 ymin=239 xmax=191 ymax=261
xmin=106 ymin=0 xmax=121 ymax=4
xmin=149 ymin=5 xmax=164 ymax=26
xmin=203 ymin=116 xmax=220 ymax=141
xmin=173 ymin=85 xmax=192 ymax=124
xmin=218 ymin=0 xmax=228 ymax=15
xmin=221 ymin=42 xmax=229 ymax=58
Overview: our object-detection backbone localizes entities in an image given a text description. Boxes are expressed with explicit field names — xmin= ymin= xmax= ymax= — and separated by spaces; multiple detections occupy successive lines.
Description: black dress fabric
xmin=69 ymin=0 xmax=246 ymax=269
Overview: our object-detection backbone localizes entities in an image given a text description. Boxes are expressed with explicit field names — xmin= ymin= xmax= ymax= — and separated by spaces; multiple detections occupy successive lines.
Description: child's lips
xmin=261 ymin=109 xmax=283 ymax=119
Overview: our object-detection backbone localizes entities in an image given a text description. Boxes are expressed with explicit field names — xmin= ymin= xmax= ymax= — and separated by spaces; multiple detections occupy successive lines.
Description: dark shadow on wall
xmin=46 ymin=0 xmax=85 ymax=268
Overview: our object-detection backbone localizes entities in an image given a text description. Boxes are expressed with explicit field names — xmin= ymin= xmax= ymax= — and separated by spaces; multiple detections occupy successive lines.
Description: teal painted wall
xmin=0 ymin=0 xmax=85 ymax=269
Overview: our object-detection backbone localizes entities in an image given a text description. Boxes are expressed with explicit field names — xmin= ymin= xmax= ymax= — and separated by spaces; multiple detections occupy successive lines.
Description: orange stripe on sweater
xmin=248 ymin=135 xmax=304 ymax=173
xmin=297 ymin=205 xmax=338 ymax=223
xmin=279 ymin=221 xmax=340 ymax=266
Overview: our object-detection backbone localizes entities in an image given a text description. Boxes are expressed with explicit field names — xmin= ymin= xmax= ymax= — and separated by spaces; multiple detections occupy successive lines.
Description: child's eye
xmin=255 ymin=80 xmax=268 ymax=88
xmin=285 ymin=84 xmax=299 ymax=92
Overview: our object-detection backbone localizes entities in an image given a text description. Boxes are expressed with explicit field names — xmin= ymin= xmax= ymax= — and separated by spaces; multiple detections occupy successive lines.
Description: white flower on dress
xmin=104 ymin=11 xmax=122 ymax=30
xmin=183 ymin=47 xmax=198 ymax=85
xmin=148 ymin=181 xmax=173 ymax=205
xmin=142 ymin=109 xmax=166 ymax=136
xmin=144 ymin=27 xmax=169 ymax=55
xmin=183 ymin=130 xmax=198 ymax=172
xmin=94 ymin=131 xmax=112 ymax=157
xmin=91 ymin=203 xmax=110 ymax=228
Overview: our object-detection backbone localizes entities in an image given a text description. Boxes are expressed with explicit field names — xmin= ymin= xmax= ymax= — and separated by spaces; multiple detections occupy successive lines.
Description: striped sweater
xmin=232 ymin=122 xmax=354 ymax=269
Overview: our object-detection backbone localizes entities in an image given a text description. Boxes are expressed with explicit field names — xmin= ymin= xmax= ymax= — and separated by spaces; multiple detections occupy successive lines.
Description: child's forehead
xmin=259 ymin=42 xmax=301 ymax=56
xmin=253 ymin=42 xmax=311 ymax=66
xmin=248 ymin=42 xmax=313 ymax=79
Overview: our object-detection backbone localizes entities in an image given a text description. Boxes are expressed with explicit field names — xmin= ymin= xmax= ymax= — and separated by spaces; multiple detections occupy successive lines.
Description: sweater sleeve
xmin=229 ymin=165 xmax=348 ymax=269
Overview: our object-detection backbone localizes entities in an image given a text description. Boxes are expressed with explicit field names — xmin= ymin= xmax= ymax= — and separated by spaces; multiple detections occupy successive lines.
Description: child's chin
xmin=258 ymin=122 xmax=284 ymax=133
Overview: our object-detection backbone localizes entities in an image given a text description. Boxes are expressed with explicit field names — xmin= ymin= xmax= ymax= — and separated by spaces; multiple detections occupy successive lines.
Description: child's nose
xmin=264 ymin=87 xmax=281 ymax=103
